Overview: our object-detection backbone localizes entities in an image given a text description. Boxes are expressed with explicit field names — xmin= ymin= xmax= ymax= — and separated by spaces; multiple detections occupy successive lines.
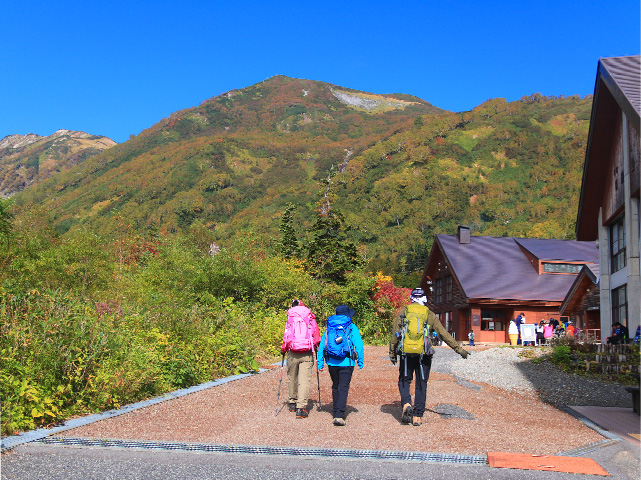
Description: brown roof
xmin=559 ymin=264 xmax=599 ymax=315
xmin=576 ymin=55 xmax=641 ymax=240
xmin=515 ymin=238 xmax=600 ymax=262
xmin=431 ymin=234 xmax=598 ymax=303
xmin=600 ymin=56 xmax=641 ymax=121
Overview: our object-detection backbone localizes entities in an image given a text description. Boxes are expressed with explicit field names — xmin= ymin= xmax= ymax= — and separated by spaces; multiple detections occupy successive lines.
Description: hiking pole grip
xmin=275 ymin=353 xmax=285 ymax=416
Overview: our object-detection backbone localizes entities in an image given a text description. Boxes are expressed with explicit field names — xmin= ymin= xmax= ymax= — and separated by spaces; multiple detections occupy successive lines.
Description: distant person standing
xmin=515 ymin=313 xmax=525 ymax=345
xmin=536 ymin=320 xmax=545 ymax=345
xmin=281 ymin=300 xmax=320 ymax=418
xmin=543 ymin=321 xmax=554 ymax=343
xmin=468 ymin=331 xmax=475 ymax=346
xmin=389 ymin=288 xmax=469 ymax=426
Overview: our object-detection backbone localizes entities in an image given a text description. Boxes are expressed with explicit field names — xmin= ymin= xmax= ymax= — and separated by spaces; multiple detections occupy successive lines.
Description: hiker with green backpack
xmin=389 ymin=288 xmax=470 ymax=426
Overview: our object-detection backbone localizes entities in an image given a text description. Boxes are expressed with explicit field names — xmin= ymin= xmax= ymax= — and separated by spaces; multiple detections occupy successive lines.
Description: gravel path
xmin=54 ymin=345 xmax=614 ymax=456
xmin=449 ymin=346 xmax=632 ymax=407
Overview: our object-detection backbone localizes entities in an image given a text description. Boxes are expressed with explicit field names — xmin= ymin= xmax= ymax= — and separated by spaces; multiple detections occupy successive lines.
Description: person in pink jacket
xmin=543 ymin=321 xmax=554 ymax=344
xmin=281 ymin=300 xmax=320 ymax=418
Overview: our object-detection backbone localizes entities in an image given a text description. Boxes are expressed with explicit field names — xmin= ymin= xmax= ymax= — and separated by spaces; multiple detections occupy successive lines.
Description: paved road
xmin=2 ymin=440 xmax=639 ymax=480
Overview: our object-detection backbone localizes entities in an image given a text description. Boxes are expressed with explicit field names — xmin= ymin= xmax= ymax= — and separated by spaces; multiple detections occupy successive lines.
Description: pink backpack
xmin=284 ymin=306 xmax=314 ymax=352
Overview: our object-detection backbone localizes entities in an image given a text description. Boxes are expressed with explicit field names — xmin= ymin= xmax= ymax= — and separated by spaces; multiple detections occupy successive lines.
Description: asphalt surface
xmin=2 ymin=440 xmax=639 ymax=480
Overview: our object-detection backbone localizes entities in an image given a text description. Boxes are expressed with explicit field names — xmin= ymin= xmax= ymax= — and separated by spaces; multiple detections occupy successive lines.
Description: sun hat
xmin=335 ymin=305 xmax=355 ymax=317
xmin=410 ymin=288 xmax=425 ymax=298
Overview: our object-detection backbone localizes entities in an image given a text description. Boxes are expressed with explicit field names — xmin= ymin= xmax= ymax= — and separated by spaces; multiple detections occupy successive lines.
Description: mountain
xmin=9 ymin=77 xmax=593 ymax=280
xmin=331 ymin=94 xmax=592 ymax=276
xmin=0 ymin=130 xmax=116 ymax=198
xmin=12 ymin=76 xmax=442 ymax=233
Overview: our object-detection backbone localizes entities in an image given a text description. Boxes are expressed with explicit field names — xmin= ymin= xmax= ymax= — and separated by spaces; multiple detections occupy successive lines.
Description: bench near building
xmin=421 ymin=226 xmax=599 ymax=344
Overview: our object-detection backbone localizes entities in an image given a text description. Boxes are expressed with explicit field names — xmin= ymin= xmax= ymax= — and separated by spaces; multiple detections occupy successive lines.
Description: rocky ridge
xmin=0 ymin=130 xmax=116 ymax=198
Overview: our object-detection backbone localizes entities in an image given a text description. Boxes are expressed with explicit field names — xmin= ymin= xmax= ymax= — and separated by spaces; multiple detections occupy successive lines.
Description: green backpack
xmin=399 ymin=303 xmax=433 ymax=356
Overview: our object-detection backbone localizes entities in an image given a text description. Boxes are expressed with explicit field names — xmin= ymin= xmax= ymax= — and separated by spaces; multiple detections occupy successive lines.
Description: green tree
xmin=306 ymin=167 xmax=363 ymax=284
xmin=279 ymin=203 xmax=301 ymax=259
xmin=0 ymin=198 xmax=13 ymax=239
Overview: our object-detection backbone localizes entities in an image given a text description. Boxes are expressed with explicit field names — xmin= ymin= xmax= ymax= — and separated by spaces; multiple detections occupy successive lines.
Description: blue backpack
xmin=324 ymin=315 xmax=354 ymax=359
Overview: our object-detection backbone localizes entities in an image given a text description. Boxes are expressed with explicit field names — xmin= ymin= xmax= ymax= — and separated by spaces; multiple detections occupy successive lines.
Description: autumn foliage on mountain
xmin=11 ymin=77 xmax=591 ymax=281
xmin=0 ymin=130 xmax=116 ymax=197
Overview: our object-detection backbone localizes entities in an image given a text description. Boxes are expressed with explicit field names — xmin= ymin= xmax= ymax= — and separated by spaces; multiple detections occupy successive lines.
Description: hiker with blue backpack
xmin=317 ymin=305 xmax=364 ymax=426
xmin=281 ymin=299 xmax=321 ymax=419
xmin=389 ymin=288 xmax=470 ymax=426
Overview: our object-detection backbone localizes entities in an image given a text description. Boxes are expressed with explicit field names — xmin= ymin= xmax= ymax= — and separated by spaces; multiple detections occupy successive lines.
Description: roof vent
xmin=457 ymin=225 xmax=471 ymax=244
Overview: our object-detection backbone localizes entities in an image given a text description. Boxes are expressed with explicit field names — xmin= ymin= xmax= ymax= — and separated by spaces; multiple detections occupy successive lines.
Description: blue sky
xmin=2 ymin=0 xmax=639 ymax=144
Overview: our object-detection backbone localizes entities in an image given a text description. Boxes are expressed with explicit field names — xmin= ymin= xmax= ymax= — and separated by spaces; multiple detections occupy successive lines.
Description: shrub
xmin=0 ymin=226 xmax=411 ymax=435
xmin=551 ymin=345 xmax=572 ymax=367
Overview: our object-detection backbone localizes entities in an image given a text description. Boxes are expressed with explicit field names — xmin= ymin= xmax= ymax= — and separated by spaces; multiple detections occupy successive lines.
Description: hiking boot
xmin=412 ymin=416 xmax=422 ymax=426
xmin=333 ymin=418 xmax=345 ymax=426
xmin=401 ymin=403 xmax=413 ymax=424
xmin=288 ymin=402 xmax=296 ymax=412
xmin=295 ymin=408 xmax=309 ymax=419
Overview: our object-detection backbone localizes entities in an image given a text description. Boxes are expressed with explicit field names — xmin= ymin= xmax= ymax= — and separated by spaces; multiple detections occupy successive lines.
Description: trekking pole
xmin=275 ymin=353 xmax=285 ymax=416
xmin=313 ymin=346 xmax=321 ymax=409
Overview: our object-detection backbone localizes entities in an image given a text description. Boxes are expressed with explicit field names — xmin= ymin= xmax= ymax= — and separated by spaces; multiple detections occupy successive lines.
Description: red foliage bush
xmin=371 ymin=275 xmax=411 ymax=310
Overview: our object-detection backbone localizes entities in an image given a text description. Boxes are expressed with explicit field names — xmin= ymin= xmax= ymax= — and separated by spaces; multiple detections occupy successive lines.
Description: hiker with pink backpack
xmin=281 ymin=299 xmax=321 ymax=419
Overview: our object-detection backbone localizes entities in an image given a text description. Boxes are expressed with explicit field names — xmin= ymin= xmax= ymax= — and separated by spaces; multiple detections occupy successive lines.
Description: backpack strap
xmin=398 ymin=309 xmax=407 ymax=356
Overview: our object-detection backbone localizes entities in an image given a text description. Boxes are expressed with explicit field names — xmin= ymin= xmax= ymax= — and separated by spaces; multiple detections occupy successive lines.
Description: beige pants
xmin=287 ymin=350 xmax=314 ymax=409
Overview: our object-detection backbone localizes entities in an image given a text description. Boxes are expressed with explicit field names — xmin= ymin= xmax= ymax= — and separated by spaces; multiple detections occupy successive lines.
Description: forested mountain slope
xmin=11 ymin=76 xmax=592 ymax=279
xmin=332 ymin=94 xmax=592 ymax=276
xmin=14 ymin=76 xmax=440 ymax=234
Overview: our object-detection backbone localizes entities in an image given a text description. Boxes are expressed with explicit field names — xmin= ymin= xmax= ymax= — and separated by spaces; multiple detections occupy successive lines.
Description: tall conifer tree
xmin=306 ymin=167 xmax=363 ymax=283
xmin=279 ymin=203 xmax=301 ymax=259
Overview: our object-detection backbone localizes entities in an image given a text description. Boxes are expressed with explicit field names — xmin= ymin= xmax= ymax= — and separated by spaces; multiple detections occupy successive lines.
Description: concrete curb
xmin=1 ymin=369 xmax=265 ymax=452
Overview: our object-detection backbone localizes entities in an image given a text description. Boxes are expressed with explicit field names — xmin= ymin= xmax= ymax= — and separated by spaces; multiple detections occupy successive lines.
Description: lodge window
xmin=480 ymin=310 xmax=504 ymax=331
xmin=610 ymin=217 xmax=626 ymax=273
xmin=543 ymin=263 xmax=581 ymax=273
xmin=445 ymin=276 xmax=453 ymax=301
xmin=612 ymin=286 xmax=627 ymax=327
xmin=434 ymin=278 xmax=443 ymax=304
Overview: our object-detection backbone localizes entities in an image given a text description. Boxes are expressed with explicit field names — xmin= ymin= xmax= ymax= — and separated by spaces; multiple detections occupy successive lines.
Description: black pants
xmin=398 ymin=355 xmax=432 ymax=417
xmin=607 ymin=334 xmax=625 ymax=345
xmin=328 ymin=365 xmax=354 ymax=419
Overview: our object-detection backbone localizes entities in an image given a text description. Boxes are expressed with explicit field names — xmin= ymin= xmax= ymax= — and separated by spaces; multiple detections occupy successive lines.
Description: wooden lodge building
xmin=574 ymin=55 xmax=640 ymax=342
xmin=559 ymin=264 xmax=601 ymax=339
xmin=421 ymin=226 xmax=599 ymax=344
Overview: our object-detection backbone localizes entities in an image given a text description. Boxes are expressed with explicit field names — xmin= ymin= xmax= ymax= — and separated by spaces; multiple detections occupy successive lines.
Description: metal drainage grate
xmin=560 ymin=439 xmax=620 ymax=457
xmin=35 ymin=437 xmax=487 ymax=465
